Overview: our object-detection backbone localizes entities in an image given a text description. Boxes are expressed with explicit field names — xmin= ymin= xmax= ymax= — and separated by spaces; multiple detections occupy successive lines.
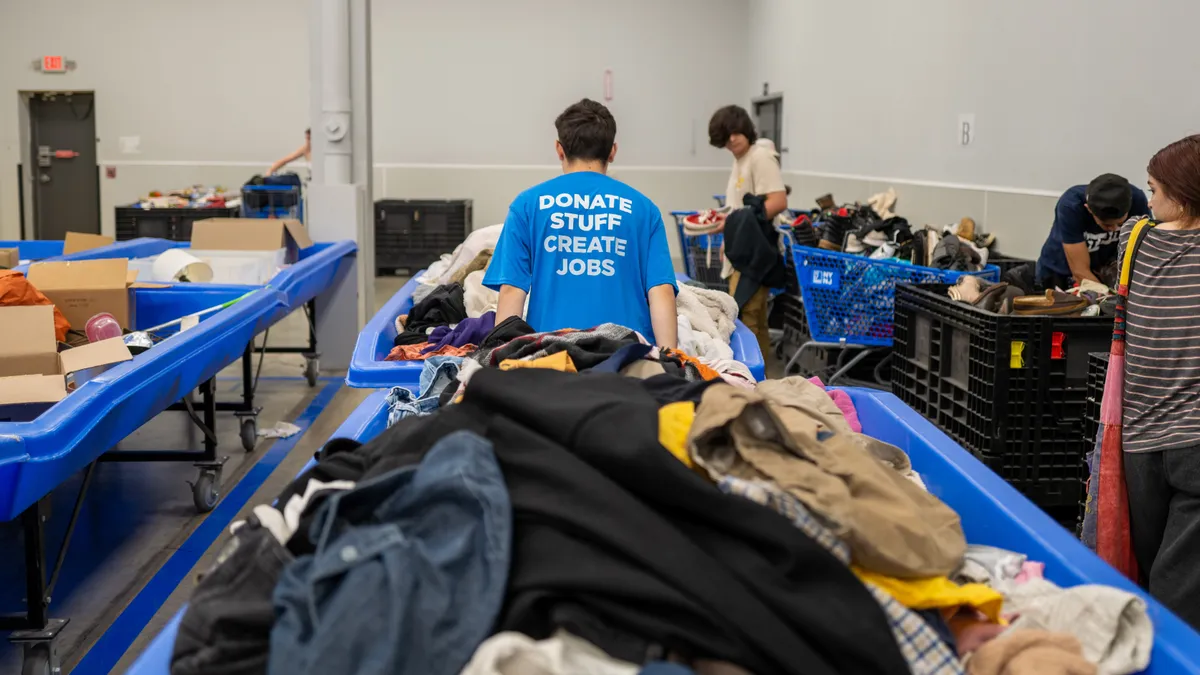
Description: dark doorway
xmin=27 ymin=92 xmax=101 ymax=239
xmin=753 ymin=94 xmax=784 ymax=154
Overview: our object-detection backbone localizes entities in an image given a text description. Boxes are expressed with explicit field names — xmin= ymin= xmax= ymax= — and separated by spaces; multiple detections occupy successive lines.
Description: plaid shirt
xmin=719 ymin=477 xmax=963 ymax=675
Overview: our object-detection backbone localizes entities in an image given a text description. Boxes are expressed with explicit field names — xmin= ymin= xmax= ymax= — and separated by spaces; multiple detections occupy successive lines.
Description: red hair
xmin=1148 ymin=135 xmax=1200 ymax=220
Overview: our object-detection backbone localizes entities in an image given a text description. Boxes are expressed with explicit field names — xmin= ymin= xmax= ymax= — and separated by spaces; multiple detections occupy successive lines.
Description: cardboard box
xmin=27 ymin=258 xmax=135 ymax=330
xmin=0 ymin=248 xmax=19 ymax=269
xmin=0 ymin=305 xmax=132 ymax=405
xmin=191 ymin=218 xmax=313 ymax=262
xmin=63 ymin=231 xmax=115 ymax=255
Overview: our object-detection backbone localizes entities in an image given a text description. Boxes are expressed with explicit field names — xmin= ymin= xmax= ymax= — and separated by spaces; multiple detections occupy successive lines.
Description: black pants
xmin=1124 ymin=448 xmax=1200 ymax=629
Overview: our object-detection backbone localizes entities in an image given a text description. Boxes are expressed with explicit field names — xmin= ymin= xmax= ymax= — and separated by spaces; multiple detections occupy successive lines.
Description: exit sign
xmin=42 ymin=56 xmax=66 ymax=73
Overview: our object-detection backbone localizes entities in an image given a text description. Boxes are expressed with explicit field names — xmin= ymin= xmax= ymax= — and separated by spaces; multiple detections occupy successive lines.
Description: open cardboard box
xmin=27 ymin=258 xmax=158 ymax=330
xmin=63 ymin=231 xmax=115 ymax=255
xmin=0 ymin=305 xmax=132 ymax=406
xmin=191 ymin=218 xmax=313 ymax=263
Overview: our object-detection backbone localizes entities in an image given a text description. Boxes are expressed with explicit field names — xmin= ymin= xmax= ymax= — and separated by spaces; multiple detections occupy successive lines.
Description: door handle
xmin=39 ymin=173 xmax=51 ymax=184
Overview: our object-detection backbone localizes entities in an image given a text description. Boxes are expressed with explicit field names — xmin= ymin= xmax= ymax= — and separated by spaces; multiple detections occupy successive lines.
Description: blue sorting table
xmin=124 ymin=387 xmax=1200 ymax=675
xmin=347 ymin=272 xmax=764 ymax=389
xmin=0 ymin=241 xmax=355 ymax=671
xmin=2 ymin=237 xmax=181 ymax=269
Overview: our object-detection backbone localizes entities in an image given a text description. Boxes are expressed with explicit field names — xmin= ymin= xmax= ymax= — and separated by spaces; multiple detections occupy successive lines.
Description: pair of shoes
xmin=818 ymin=207 xmax=854 ymax=251
xmin=1012 ymin=290 xmax=1090 ymax=316
xmin=682 ymin=206 xmax=731 ymax=235
xmin=948 ymin=275 xmax=988 ymax=303
xmin=869 ymin=241 xmax=897 ymax=260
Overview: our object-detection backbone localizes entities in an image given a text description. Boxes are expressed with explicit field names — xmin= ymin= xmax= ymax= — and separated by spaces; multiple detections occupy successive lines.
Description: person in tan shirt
xmin=709 ymin=105 xmax=788 ymax=358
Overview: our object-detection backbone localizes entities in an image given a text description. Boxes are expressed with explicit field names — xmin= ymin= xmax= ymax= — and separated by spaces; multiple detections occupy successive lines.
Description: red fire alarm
xmin=42 ymin=56 xmax=66 ymax=73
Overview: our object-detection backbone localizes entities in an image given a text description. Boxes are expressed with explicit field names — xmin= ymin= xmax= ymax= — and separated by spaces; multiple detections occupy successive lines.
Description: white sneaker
xmin=870 ymin=242 xmax=897 ymax=260
xmin=863 ymin=230 xmax=888 ymax=248
xmin=844 ymin=233 xmax=865 ymax=254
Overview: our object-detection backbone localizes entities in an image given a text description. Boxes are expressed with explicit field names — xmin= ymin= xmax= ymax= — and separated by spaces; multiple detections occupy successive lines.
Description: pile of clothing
xmin=946 ymin=276 xmax=1116 ymax=317
xmin=171 ymin=369 xmax=1154 ymax=675
xmin=397 ymin=227 xmax=744 ymax=367
xmin=127 ymin=185 xmax=235 ymax=210
xmin=801 ymin=189 xmax=994 ymax=273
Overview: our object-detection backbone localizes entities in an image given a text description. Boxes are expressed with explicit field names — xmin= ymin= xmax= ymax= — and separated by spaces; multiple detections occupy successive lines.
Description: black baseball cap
xmin=1086 ymin=174 xmax=1134 ymax=220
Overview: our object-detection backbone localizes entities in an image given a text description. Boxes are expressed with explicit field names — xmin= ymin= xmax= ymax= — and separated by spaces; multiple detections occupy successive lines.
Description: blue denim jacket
xmin=386 ymin=356 xmax=463 ymax=426
xmin=269 ymin=430 xmax=511 ymax=675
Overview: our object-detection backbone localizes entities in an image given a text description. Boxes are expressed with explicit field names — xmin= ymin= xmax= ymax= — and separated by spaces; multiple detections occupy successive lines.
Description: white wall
xmin=747 ymin=0 xmax=1200 ymax=258
xmin=0 ymin=0 xmax=748 ymax=263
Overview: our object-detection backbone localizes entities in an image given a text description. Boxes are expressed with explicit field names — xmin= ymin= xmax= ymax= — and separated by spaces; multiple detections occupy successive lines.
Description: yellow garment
xmin=499 ymin=351 xmax=577 ymax=373
xmin=854 ymin=568 xmax=1005 ymax=623
xmin=658 ymin=402 xmax=696 ymax=468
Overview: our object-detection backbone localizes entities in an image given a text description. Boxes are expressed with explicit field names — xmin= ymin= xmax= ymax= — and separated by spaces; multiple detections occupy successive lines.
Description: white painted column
xmin=307 ymin=0 xmax=374 ymax=370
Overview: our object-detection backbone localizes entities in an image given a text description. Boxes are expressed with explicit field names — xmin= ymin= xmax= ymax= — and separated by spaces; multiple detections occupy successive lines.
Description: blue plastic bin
xmin=124 ymin=388 xmax=1200 ymax=675
xmin=792 ymin=244 xmax=1000 ymax=347
xmin=0 ymin=240 xmax=65 ymax=261
xmin=347 ymin=272 xmax=765 ymax=389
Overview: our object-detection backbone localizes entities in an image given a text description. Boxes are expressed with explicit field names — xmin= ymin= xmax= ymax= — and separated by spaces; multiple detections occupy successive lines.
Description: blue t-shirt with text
xmin=483 ymin=171 xmax=677 ymax=342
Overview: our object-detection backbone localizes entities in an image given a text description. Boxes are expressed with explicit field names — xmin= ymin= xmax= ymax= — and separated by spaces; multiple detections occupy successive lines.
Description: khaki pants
xmin=730 ymin=270 xmax=770 ymax=362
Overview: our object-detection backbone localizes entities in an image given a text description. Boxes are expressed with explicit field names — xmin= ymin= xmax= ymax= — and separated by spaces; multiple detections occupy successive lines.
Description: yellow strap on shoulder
xmin=1119 ymin=218 xmax=1155 ymax=287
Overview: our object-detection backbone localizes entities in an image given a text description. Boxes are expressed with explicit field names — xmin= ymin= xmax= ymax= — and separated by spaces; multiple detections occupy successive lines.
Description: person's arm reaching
xmin=496 ymin=285 xmax=528 ymax=325
xmin=648 ymin=283 xmax=678 ymax=349
xmin=1063 ymin=242 xmax=1101 ymax=284
xmin=267 ymin=144 xmax=307 ymax=175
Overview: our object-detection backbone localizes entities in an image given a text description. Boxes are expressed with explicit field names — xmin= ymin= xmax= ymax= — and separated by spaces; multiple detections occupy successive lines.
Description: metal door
xmin=29 ymin=92 xmax=101 ymax=238
xmin=753 ymin=95 xmax=784 ymax=153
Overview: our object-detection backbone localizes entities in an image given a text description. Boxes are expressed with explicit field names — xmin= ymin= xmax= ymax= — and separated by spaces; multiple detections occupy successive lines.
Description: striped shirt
xmin=1121 ymin=221 xmax=1200 ymax=452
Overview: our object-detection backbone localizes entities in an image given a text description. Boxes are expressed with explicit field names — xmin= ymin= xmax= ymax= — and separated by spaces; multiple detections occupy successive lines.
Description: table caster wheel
xmin=240 ymin=417 xmax=258 ymax=452
xmin=192 ymin=470 xmax=220 ymax=513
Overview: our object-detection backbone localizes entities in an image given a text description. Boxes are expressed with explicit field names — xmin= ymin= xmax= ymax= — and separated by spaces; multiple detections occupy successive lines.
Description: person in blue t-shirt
xmin=1036 ymin=173 xmax=1151 ymax=287
xmin=483 ymin=99 xmax=678 ymax=347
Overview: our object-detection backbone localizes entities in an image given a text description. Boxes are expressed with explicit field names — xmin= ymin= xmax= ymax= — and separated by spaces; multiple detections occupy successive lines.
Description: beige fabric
xmin=419 ymin=223 xmax=503 ymax=286
xmin=723 ymin=142 xmax=786 ymax=211
xmin=449 ymin=248 xmax=492 ymax=286
xmin=968 ymin=630 xmax=1096 ymax=675
xmin=688 ymin=378 xmax=967 ymax=578
xmin=868 ymin=187 xmax=898 ymax=220
xmin=730 ymin=271 xmax=770 ymax=361
xmin=996 ymin=578 xmax=1151 ymax=675
xmin=461 ymin=630 xmax=637 ymax=675
xmin=464 ymin=270 xmax=499 ymax=318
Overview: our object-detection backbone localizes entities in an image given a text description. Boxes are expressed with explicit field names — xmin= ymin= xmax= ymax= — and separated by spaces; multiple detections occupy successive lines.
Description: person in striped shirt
xmin=1122 ymin=134 xmax=1200 ymax=629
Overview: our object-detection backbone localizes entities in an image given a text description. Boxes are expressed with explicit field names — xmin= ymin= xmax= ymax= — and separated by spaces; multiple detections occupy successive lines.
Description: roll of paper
xmin=152 ymin=248 xmax=214 ymax=283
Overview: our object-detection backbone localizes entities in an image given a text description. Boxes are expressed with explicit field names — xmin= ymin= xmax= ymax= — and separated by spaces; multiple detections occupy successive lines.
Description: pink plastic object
xmin=85 ymin=312 xmax=122 ymax=343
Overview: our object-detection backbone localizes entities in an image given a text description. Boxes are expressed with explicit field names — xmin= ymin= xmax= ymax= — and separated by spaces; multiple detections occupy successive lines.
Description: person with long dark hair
xmin=1111 ymin=134 xmax=1200 ymax=628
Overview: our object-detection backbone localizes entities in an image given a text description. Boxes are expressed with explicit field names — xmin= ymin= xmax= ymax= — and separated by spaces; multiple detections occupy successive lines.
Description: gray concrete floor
xmin=0 ymin=276 xmax=407 ymax=675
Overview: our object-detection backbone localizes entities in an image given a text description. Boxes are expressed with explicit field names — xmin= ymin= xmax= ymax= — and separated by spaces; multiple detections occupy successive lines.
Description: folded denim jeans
xmin=269 ymin=430 xmax=512 ymax=675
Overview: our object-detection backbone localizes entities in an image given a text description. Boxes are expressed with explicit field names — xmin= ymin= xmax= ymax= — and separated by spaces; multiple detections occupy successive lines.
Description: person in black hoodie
xmin=723 ymin=193 xmax=788 ymax=357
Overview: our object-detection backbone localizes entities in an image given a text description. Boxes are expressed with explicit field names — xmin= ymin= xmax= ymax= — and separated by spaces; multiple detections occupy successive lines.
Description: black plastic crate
xmin=987 ymin=252 xmax=1034 ymax=277
xmin=684 ymin=243 xmax=728 ymax=292
xmin=114 ymin=206 xmax=239 ymax=241
xmin=376 ymin=199 xmax=472 ymax=275
xmin=891 ymin=283 xmax=1112 ymax=510
xmin=1083 ymin=352 xmax=1110 ymax=451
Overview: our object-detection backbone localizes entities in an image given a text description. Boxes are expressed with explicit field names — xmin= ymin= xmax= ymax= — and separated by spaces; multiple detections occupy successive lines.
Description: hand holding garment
xmin=967 ymin=631 xmax=1096 ymax=675
xmin=688 ymin=378 xmax=967 ymax=577
xmin=268 ymin=430 xmax=511 ymax=675
xmin=722 ymin=195 xmax=787 ymax=308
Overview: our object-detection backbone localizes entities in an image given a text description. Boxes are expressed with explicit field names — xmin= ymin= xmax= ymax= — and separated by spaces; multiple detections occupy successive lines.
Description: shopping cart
xmin=786 ymin=244 xmax=999 ymax=384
